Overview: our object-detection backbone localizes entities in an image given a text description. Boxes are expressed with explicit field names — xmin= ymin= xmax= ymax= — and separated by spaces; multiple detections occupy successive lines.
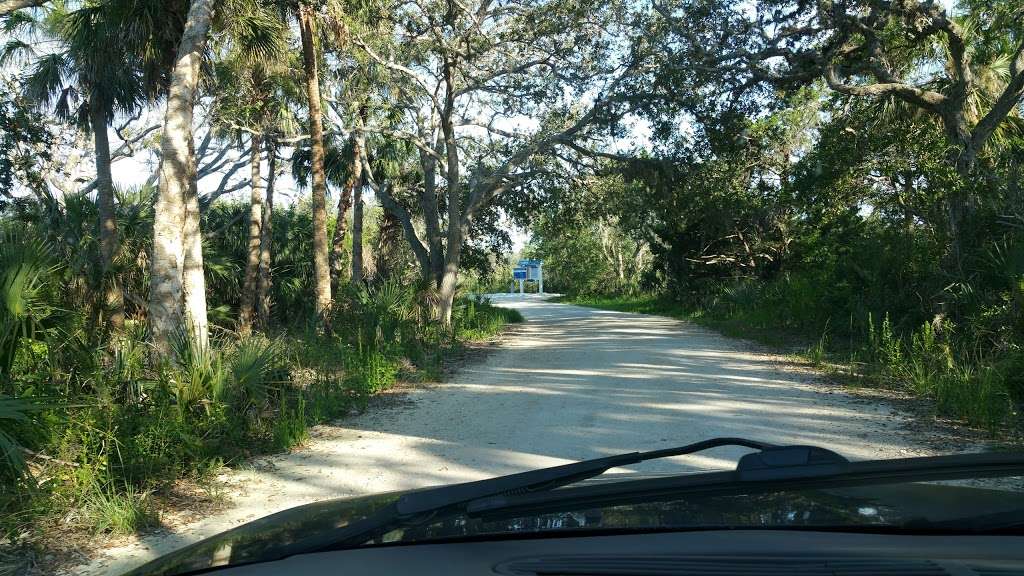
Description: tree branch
xmin=0 ymin=0 xmax=46 ymax=16
xmin=361 ymin=149 xmax=432 ymax=274
xmin=110 ymin=124 xmax=161 ymax=163
xmin=824 ymin=63 xmax=946 ymax=113
xmin=351 ymin=34 xmax=443 ymax=115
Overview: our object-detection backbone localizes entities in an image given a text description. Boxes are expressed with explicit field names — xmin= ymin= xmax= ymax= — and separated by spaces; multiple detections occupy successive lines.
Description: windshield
xmin=2 ymin=0 xmax=1024 ymax=575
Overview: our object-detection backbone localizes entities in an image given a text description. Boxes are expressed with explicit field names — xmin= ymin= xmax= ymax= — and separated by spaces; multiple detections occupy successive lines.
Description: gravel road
xmin=70 ymin=295 xmax=939 ymax=575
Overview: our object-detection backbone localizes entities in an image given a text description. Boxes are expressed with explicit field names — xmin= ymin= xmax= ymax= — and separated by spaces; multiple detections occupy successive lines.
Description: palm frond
xmin=22 ymin=51 xmax=75 ymax=111
xmin=0 ymin=39 xmax=33 ymax=67
xmin=0 ymin=395 xmax=39 ymax=478
xmin=0 ymin=226 xmax=57 ymax=377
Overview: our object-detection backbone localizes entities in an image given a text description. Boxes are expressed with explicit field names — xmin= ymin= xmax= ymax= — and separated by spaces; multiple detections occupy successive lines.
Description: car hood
xmin=124 ymin=475 xmax=1024 ymax=576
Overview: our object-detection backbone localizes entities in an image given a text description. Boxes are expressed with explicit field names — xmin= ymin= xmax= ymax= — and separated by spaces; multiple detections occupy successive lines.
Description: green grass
xmin=84 ymin=483 xmax=157 ymax=535
xmin=553 ymin=294 xmax=673 ymax=315
xmin=557 ymin=294 xmax=805 ymax=348
xmin=456 ymin=300 xmax=524 ymax=341
xmin=1 ymin=294 xmax=524 ymax=550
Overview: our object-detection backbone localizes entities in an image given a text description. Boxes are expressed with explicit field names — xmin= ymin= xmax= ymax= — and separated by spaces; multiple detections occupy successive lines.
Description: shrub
xmin=344 ymin=343 xmax=400 ymax=395
xmin=270 ymin=399 xmax=309 ymax=452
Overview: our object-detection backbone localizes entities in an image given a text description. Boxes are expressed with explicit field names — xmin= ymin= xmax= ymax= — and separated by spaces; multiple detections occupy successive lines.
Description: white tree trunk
xmin=149 ymin=0 xmax=215 ymax=357
xmin=438 ymin=60 xmax=461 ymax=327
xmin=437 ymin=242 xmax=461 ymax=327
xmin=183 ymin=169 xmax=208 ymax=351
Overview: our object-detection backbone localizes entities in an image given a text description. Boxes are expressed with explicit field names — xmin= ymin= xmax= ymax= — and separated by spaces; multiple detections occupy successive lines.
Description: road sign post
xmin=513 ymin=266 xmax=528 ymax=295
xmin=512 ymin=260 xmax=542 ymax=295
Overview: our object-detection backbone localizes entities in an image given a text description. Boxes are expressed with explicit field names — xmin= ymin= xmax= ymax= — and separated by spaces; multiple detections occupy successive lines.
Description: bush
xmin=344 ymin=344 xmax=400 ymax=395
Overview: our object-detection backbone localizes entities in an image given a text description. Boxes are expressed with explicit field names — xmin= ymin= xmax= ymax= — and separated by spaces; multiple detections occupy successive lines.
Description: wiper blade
xmin=466 ymin=449 xmax=1024 ymax=521
xmin=401 ymin=437 xmax=773 ymax=515
xmin=279 ymin=437 xmax=774 ymax=556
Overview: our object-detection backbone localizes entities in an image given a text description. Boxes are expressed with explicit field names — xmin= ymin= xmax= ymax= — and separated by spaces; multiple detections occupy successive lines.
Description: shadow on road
xmin=76 ymin=296 xmax=929 ymax=576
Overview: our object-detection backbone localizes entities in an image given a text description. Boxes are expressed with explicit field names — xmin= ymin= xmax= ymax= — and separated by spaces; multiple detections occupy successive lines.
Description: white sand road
xmin=69 ymin=294 xmax=955 ymax=575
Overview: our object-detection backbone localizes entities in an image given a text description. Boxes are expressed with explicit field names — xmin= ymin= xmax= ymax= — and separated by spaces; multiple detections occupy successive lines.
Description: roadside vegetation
xmin=526 ymin=3 xmax=1024 ymax=436
xmin=0 ymin=193 xmax=520 ymax=551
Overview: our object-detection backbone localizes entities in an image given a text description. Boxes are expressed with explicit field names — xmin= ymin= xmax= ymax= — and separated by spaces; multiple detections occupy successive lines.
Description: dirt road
xmin=71 ymin=295 xmax=939 ymax=575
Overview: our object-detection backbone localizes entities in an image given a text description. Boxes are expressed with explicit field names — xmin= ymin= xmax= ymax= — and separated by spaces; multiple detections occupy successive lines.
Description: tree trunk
xmin=437 ymin=56 xmax=461 ymax=327
xmin=90 ymin=102 xmax=124 ymax=331
xmin=437 ymin=241 xmax=461 ymax=327
xmin=374 ymin=210 xmax=400 ymax=281
xmin=329 ymin=187 xmax=351 ymax=288
xmin=256 ymin=141 xmax=276 ymax=329
xmin=900 ymin=172 xmax=914 ymax=234
xmin=239 ymin=134 xmax=263 ymax=334
xmin=183 ymin=162 xmax=208 ymax=351
xmin=149 ymin=0 xmax=215 ymax=357
xmin=418 ymin=147 xmax=444 ymax=286
xmin=1010 ymin=155 xmax=1022 ymax=208
xmin=330 ymin=134 xmax=361 ymax=290
xmin=351 ymin=177 xmax=364 ymax=283
xmin=298 ymin=4 xmax=332 ymax=320
xmin=943 ymin=143 xmax=969 ymax=274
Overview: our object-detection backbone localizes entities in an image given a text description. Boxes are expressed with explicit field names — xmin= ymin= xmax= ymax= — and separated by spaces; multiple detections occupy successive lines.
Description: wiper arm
xmin=466 ymin=449 xmax=1024 ymax=521
xmin=399 ymin=437 xmax=774 ymax=516
xmin=279 ymin=437 xmax=774 ymax=556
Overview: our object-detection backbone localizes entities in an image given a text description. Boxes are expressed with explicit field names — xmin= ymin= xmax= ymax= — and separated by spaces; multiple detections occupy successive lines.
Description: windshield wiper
xmin=466 ymin=449 xmax=1024 ymax=521
xmin=280 ymin=439 xmax=1024 ymax=558
xmin=278 ymin=437 xmax=774 ymax=556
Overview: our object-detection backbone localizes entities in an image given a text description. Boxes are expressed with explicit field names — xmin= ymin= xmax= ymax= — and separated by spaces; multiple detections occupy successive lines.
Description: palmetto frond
xmin=221 ymin=0 xmax=288 ymax=65
xmin=1 ymin=8 xmax=36 ymax=34
xmin=227 ymin=336 xmax=285 ymax=417
xmin=291 ymin=137 xmax=355 ymax=189
xmin=0 ymin=395 xmax=40 ymax=478
xmin=0 ymin=225 xmax=57 ymax=378
xmin=19 ymin=1 xmax=147 ymax=126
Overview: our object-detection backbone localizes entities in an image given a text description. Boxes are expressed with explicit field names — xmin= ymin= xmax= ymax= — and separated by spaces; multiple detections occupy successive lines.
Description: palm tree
xmin=256 ymin=138 xmax=277 ymax=329
xmin=20 ymin=3 xmax=145 ymax=332
xmin=291 ymin=133 xmax=360 ymax=289
xmin=330 ymin=134 xmax=360 ymax=290
xmin=207 ymin=1 xmax=292 ymax=334
xmin=296 ymin=1 xmax=332 ymax=321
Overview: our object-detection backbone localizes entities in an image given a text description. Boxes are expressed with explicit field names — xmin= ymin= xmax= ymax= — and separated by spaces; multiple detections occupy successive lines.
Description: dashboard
xmin=209 ymin=530 xmax=1024 ymax=575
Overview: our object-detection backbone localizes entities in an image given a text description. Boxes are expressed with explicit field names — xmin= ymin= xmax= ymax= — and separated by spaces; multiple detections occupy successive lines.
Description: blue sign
xmin=513 ymin=267 xmax=527 ymax=280
xmin=518 ymin=259 xmax=541 ymax=267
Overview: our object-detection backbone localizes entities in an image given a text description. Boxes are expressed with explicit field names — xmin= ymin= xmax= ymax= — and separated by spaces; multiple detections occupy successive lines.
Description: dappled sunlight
xmin=445 ymin=382 xmax=570 ymax=396
xmin=70 ymin=298 xmax=933 ymax=576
